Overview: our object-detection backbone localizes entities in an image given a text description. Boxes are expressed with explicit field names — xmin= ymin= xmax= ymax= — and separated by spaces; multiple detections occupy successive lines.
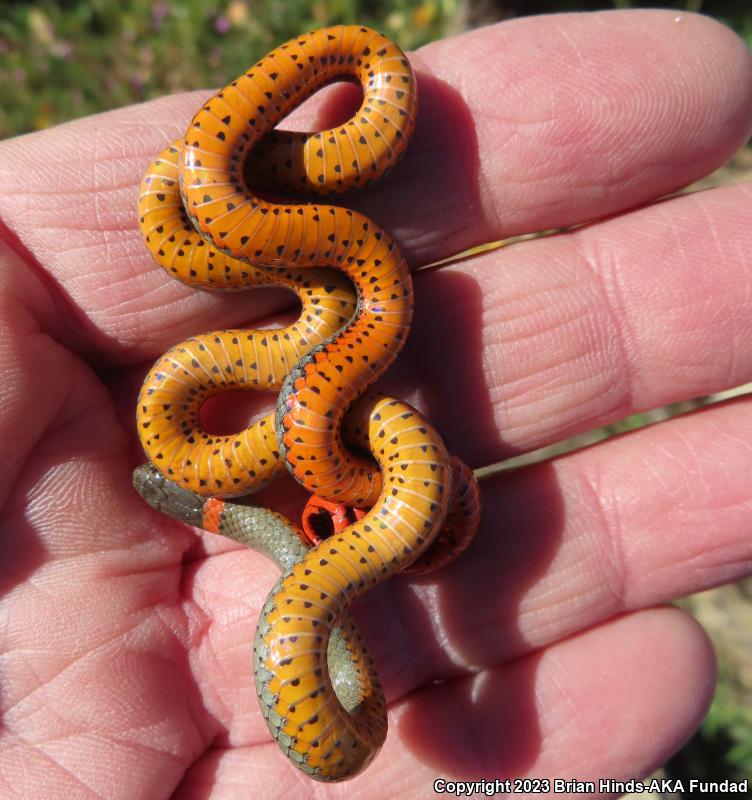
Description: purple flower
xmin=152 ymin=2 xmax=169 ymax=29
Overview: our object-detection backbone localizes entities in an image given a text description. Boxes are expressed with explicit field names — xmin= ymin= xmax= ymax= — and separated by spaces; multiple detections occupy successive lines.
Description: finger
xmin=173 ymin=607 xmax=715 ymax=796
xmin=367 ymin=9 xmax=752 ymax=259
xmin=384 ymin=608 xmax=715 ymax=789
xmin=390 ymin=181 xmax=752 ymax=462
xmin=358 ymin=396 xmax=751 ymax=695
xmin=0 ymin=11 xmax=749 ymax=359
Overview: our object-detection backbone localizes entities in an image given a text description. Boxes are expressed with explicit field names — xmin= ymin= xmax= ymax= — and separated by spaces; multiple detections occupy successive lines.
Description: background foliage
xmin=2 ymin=0 xmax=751 ymax=138
xmin=1 ymin=0 xmax=751 ymax=791
xmin=0 ymin=0 xmax=458 ymax=137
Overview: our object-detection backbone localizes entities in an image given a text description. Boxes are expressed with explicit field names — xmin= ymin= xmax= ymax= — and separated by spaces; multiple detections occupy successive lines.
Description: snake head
xmin=132 ymin=463 xmax=205 ymax=526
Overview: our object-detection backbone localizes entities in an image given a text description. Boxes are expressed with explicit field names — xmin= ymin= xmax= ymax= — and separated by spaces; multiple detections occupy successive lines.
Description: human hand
xmin=0 ymin=9 xmax=750 ymax=798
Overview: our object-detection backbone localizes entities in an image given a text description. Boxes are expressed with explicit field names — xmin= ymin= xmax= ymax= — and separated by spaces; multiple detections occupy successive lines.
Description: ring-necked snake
xmin=134 ymin=25 xmax=481 ymax=781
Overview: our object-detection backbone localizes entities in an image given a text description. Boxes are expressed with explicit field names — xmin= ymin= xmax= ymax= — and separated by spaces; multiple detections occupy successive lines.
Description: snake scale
xmin=134 ymin=24 xmax=481 ymax=781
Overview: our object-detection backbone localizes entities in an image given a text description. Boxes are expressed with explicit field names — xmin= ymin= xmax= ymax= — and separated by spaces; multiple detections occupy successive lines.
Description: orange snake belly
xmin=134 ymin=24 xmax=481 ymax=781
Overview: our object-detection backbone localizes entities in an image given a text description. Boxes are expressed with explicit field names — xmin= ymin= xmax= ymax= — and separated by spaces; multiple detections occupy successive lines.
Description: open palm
xmin=1 ymin=10 xmax=751 ymax=799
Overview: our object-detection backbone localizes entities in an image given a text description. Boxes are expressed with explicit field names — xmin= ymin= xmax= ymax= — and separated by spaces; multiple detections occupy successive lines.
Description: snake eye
xmin=301 ymin=494 xmax=368 ymax=545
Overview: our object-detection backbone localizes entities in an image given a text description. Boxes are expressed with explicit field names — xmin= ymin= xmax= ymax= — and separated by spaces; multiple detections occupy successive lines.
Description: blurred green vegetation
xmin=2 ymin=1 xmax=751 ymax=137
xmin=0 ymin=0 xmax=456 ymax=137
xmin=1 ymin=0 xmax=750 ymax=790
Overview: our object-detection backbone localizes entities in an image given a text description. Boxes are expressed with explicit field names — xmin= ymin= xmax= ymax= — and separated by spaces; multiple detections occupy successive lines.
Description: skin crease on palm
xmin=0 ymin=7 xmax=751 ymax=798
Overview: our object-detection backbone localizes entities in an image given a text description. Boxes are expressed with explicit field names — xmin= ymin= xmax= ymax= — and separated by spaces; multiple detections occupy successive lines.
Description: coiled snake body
xmin=134 ymin=25 xmax=481 ymax=781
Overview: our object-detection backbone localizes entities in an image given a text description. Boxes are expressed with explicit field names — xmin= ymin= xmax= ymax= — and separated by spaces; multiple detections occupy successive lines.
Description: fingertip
xmin=392 ymin=10 xmax=752 ymax=259
xmin=637 ymin=605 xmax=718 ymax=728
xmin=385 ymin=605 xmax=719 ymax=782
xmin=550 ymin=606 xmax=718 ymax=770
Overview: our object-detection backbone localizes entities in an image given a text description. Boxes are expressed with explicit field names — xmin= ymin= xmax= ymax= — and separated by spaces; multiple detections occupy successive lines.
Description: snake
xmin=134 ymin=25 xmax=481 ymax=781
